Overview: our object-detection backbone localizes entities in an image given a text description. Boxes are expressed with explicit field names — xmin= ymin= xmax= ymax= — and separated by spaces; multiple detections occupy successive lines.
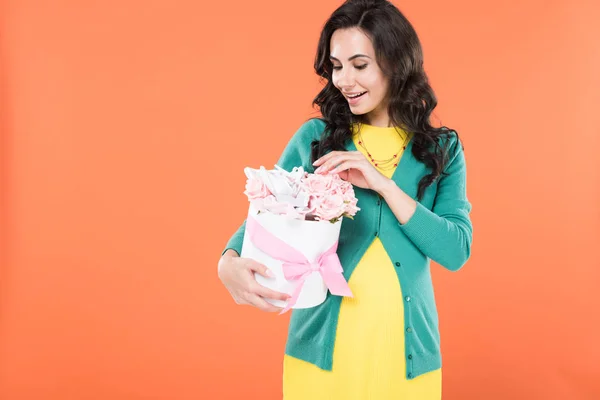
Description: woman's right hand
xmin=217 ymin=249 xmax=291 ymax=312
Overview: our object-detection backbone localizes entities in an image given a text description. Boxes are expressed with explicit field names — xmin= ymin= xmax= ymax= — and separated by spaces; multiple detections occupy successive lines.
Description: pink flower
xmin=302 ymin=173 xmax=334 ymax=194
xmin=251 ymin=195 xmax=313 ymax=220
xmin=244 ymin=165 xmax=360 ymax=222
xmin=249 ymin=195 xmax=269 ymax=213
xmin=315 ymin=192 xmax=346 ymax=221
xmin=244 ymin=177 xmax=271 ymax=200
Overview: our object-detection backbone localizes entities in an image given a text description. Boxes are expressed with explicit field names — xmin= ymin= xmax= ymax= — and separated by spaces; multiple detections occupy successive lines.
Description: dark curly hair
xmin=309 ymin=0 xmax=461 ymax=201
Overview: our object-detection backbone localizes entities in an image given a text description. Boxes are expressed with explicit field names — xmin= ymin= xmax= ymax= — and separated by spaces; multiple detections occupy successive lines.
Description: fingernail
xmin=265 ymin=269 xmax=273 ymax=277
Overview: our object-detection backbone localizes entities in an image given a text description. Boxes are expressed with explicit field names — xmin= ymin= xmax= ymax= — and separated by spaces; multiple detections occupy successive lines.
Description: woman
xmin=217 ymin=0 xmax=473 ymax=398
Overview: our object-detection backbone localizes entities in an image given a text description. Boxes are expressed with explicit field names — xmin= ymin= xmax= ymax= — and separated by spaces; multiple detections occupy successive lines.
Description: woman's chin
xmin=349 ymin=105 xmax=371 ymax=115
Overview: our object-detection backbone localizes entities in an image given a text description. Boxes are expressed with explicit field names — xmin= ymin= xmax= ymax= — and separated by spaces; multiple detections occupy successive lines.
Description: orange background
xmin=1 ymin=0 xmax=599 ymax=399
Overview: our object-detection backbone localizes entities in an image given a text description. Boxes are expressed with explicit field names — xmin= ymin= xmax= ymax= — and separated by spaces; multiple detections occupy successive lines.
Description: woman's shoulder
xmin=276 ymin=118 xmax=327 ymax=172
xmin=436 ymin=127 xmax=463 ymax=159
xmin=293 ymin=117 xmax=327 ymax=142
xmin=437 ymin=126 xmax=459 ymax=145
xmin=434 ymin=128 xmax=468 ymax=176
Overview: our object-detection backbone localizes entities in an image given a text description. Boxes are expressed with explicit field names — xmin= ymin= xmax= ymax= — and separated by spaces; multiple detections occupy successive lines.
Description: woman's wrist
xmin=222 ymin=249 xmax=240 ymax=259
xmin=379 ymin=179 xmax=417 ymax=225
xmin=375 ymin=177 xmax=395 ymax=197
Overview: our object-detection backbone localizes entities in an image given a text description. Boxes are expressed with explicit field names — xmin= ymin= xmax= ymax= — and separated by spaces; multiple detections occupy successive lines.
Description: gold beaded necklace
xmin=356 ymin=125 xmax=410 ymax=171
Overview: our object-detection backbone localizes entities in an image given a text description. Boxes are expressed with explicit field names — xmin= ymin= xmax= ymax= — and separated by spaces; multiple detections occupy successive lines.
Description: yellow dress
xmin=283 ymin=123 xmax=442 ymax=399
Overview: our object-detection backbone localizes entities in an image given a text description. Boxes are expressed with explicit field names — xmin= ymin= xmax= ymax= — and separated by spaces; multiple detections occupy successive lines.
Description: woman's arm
xmin=379 ymin=138 xmax=473 ymax=271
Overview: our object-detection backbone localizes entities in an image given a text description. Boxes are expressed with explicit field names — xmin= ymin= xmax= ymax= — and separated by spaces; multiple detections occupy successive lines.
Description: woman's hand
xmin=218 ymin=250 xmax=291 ymax=312
xmin=312 ymin=150 xmax=391 ymax=194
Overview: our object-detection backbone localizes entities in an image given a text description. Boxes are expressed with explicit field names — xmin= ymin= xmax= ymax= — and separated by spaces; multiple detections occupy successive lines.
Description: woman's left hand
xmin=312 ymin=150 xmax=391 ymax=194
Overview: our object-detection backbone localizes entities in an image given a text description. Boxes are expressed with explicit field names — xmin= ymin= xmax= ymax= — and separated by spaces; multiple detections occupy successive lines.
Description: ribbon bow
xmin=246 ymin=215 xmax=353 ymax=314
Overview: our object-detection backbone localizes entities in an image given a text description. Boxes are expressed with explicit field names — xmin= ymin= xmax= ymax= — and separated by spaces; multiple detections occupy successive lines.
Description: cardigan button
xmin=395 ymin=261 xmax=401 ymax=267
xmin=408 ymin=354 xmax=413 ymax=360
xmin=408 ymin=373 xmax=413 ymax=379
xmin=406 ymin=327 xmax=412 ymax=333
xmin=405 ymin=296 xmax=411 ymax=302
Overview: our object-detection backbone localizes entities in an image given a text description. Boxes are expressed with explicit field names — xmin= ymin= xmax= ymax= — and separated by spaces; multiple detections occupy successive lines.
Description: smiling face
xmin=329 ymin=27 xmax=391 ymax=126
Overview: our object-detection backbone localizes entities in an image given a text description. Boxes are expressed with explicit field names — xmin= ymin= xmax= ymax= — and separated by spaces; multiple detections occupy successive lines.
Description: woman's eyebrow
xmin=329 ymin=54 xmax=371 ymax=61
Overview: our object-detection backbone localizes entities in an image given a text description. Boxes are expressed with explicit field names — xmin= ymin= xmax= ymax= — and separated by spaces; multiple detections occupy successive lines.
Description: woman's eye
xmin=332 ymin=64 xmax=368 ymax=71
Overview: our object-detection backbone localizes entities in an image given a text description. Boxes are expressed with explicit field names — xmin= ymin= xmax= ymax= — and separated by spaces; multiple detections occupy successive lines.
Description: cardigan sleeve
xmin=220 ymin=118 xmax=322 ymax=257
xmin=398 ymin=134 xmax=473 ymax=271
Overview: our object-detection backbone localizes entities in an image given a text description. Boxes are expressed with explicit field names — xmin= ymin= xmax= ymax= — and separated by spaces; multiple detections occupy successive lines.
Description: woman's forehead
xmin=330 ymin=28 xmax=374 ymax=59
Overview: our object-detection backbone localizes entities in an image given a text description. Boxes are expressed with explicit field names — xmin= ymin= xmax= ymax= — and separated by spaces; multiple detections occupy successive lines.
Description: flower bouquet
xmin=240 ymin=165 xmax=359 ymax=314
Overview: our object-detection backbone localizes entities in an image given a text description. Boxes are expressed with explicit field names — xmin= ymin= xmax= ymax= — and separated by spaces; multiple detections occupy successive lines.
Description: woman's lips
xmin=347 ymin=91 xmax=367 ymax=105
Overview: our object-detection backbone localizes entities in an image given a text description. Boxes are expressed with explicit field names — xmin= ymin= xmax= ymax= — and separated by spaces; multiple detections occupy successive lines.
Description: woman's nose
xmin=337 ymin=69 xmax=355 ymax=88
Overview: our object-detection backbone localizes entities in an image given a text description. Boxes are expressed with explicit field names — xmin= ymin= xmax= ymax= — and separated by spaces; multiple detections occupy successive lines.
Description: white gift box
xmin=240 ymin=203 xmax=345 ymax=310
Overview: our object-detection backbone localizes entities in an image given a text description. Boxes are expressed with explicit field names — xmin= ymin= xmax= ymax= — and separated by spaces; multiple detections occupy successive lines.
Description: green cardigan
xmin=222 ymin=118 xmax=473 ymax=380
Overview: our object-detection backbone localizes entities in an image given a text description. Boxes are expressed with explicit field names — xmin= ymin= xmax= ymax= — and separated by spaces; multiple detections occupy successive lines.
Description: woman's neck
xmin=365 ymin=111 xmax=392 ymax=128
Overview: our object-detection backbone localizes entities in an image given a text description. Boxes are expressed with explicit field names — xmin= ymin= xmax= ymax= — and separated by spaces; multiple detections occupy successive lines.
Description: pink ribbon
xmin=246 ymin=215 xmax=353 ymax=314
